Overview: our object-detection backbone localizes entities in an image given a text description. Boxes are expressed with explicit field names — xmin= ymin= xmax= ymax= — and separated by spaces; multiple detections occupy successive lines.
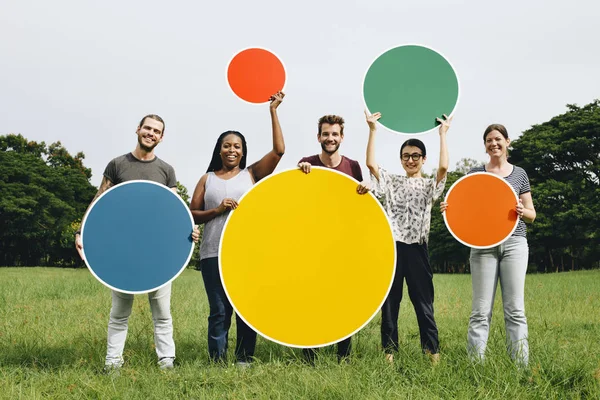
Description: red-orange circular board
xmin=227 ymin=48 xmax=286 ymax=104
xmin=443 ymin=172 xmax=519 ymax=248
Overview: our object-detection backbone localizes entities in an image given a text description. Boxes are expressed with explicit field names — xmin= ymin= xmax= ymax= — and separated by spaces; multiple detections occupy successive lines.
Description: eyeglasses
xmin=401 ymin=153 xmax=423 ymax=161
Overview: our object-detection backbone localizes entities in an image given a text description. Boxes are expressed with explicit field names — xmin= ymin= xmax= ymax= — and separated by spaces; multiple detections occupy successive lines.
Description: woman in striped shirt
xmin=443 ymin=124 xmax=536 ymax=366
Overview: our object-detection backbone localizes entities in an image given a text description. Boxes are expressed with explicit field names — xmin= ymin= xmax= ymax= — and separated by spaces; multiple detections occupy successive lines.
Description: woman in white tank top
xmin=190 ymin=92 xmax=286 ymax=365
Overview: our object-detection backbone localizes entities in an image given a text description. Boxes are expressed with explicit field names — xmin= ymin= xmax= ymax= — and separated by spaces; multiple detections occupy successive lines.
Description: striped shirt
xmin=469 ymin=165 xmax=531 ymax=237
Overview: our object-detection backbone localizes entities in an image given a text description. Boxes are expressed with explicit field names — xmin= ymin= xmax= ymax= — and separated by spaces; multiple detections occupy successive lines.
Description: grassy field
xmin=0 ymin=268 xmax=598 ymax=399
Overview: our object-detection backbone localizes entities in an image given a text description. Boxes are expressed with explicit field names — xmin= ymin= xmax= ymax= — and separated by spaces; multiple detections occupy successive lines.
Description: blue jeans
xmin=468 ymin=236 xmax=529 ymax=365
xmin=200 ymin=257 xmax=256 ymax=362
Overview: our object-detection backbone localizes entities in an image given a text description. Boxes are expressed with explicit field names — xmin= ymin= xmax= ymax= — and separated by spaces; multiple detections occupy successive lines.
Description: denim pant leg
xmin=106 ymin=290 xmax=134 ymax=366
xmin=302 ymin=337 xmax=352 ymax=363
xmin=336 ymin=337 xmax=352 ymax=360
xmin=234 ymin=314 xmax=257 ymax=362
xmin=498 ymin=236 xmax=529 ymax=365
xmin=148 ymin=283 xmax=175 ymax=360
xmin=201 ymin=257 xmax=233 ymax=361
xmin=468 ymin=246 xmax=500 ymax=360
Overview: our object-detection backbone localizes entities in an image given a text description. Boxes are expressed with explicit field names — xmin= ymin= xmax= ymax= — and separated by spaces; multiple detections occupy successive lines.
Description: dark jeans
xmin=200 ymin=257 xmax=257 ymax=362
xmin=381 ymin=241 xmax=439 ymax=354
xmin=302 ymin=337 xmax=352 ymax=363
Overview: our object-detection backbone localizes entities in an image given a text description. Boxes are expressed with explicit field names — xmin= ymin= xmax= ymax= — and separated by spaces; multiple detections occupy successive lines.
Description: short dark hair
xmin=318 ymin=115 xmax=345 ymax=136
xmin=206 ymin=131 xmax=248 ymax=173
xmin=483 ymin=124 xmax=508 ymax=142
xmin=139 ymin=114 xmax=165 ymax=135
xmin=400 ymin=138 xmax=427 ymax=157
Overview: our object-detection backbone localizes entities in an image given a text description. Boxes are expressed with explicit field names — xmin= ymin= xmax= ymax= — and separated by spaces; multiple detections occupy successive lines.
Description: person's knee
xmin=380 ymin=318 xmax=396 ymax=333
xmin=150 ymin=296 xmax=172 ymax=318
xmin=109 ymin=305 xmax=132 ymax=320
xmin=151 ymin=304 xmax=173 ymax=322
xmin=109 ymin=315 xmax=130 ymax=326
xmin=152 ymin=314 xmax=173 ymax=328
xmin=504 ymin=307 xmax=526 ymax=324
xmin=208 ymin=301 xmax=228 ymax=320
xmin=469 ymin=309 xmax=490 ymax=324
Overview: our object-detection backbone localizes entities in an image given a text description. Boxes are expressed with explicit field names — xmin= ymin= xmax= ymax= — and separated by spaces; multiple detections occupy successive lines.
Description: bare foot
xmin=385 ymin=353 xmax=394 ymax=363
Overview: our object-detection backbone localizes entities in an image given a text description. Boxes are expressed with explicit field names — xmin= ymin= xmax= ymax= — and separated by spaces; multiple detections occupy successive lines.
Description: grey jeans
xmin=467 ymin=236 xmax=529 ymax=365
xmin=105 ymin=283 xmax=175 ymax=366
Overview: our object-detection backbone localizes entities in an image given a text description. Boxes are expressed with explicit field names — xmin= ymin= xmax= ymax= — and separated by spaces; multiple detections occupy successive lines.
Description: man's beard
xmin=138 ymin=136 xmax=158 ymax=152
xmin=321 ymin=142 xmax=340 ymax=155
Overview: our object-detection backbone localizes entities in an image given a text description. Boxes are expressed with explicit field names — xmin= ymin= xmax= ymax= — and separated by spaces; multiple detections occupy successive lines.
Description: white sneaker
xmin=103 ymin=363 xmax=122 ymax=377
xmin=158 ymin=357 xmax=175 ymax=370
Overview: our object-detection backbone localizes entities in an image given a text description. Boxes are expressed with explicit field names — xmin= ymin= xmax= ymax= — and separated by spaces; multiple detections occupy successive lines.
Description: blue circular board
xmin=81 ymin=180 xmax=195 ymax=294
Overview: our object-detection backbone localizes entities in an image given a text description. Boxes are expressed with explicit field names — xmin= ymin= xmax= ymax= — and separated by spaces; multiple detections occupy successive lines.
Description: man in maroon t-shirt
xmin=298 ymin=114 xmax=368 ymax=193
xmin=297 ymin=114 xmax=369 ymax=363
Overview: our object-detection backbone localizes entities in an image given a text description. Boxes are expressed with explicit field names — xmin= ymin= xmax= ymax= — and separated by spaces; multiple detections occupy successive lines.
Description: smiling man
xmin=75 ymin=114 xmax=199 ymax=372
xmin=297 ymin=114 xmax=368 ymax=363
xmin=298 ymin=115 xmax=366 ymax=188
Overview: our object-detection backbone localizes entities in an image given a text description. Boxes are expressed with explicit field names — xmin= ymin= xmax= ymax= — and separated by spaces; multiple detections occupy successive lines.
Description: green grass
xmin=0 ymin=268 xmax=599 ymax=399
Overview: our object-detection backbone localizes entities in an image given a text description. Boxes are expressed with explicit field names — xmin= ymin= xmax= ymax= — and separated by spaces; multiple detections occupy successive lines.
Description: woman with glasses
xmin=365 ymin=110 xmax=451 ymax=364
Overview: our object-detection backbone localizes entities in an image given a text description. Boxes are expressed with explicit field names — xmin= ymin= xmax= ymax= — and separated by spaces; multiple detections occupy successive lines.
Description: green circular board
xmin=363 ymin=45 xmax=460 ymax=135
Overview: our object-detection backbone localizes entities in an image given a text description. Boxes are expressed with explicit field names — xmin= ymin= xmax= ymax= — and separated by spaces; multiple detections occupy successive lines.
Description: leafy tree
xmin=176 ymin=181 xmax=190 ymax=204
xmin=510 ymin=100 xmax=600 ymax=271
xmin=428 ymin=159 xmax=481 ymax=273
xmin=0 ymin=134 xmax=96 ymax=266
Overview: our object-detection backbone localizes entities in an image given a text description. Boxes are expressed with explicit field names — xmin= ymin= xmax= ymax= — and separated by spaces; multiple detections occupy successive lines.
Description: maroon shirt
xmin=298 ymin=155 xmax=363 ymax=181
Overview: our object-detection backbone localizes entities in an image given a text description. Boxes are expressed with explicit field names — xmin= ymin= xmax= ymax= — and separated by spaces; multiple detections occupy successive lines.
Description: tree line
xmin=1 ymin=101 xmax=598 ymax=272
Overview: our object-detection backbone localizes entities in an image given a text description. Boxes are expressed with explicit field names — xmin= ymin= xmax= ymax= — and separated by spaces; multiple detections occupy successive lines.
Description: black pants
xmin=381 ymin=241 xmax=439 ymax=354
xmin=302 ymin=337 xmax=352 ymax=363
xmin=200 ymin=257 xmax=257 ymax=362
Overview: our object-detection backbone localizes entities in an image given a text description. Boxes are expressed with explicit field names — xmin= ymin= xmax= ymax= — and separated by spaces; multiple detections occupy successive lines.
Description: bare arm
xmin=74 ymin=176 xmax=115 ymax=258
xmin=78 ymin=176 xmax=114 ymax=231
xmin=436 ymin=114 xmax=451 ymax=185
xmin=190 ymin=174 xmax=236 ymax=224
xmin=517 ymin=192 xmax=536 ymax=223
xmin=249 ymin=92 xmax=285 ymax=182
xmin=365 ymin=110 xmax=381 ymax=181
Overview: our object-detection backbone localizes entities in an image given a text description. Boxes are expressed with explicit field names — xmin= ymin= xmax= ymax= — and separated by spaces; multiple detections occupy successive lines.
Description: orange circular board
xmin=227 ymin=47 xmax=286 ymax=104
xmin=443 ymin=172 xmax=519 ymax=249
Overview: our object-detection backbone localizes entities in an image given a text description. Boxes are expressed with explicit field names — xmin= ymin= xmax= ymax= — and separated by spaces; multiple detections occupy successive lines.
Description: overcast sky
xmin=2 ymin=0 xmax=599 ymax=193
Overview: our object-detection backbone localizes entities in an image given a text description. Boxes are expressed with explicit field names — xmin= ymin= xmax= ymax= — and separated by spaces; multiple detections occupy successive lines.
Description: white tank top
xmin=200 ymin=169 xmax=254 ymax=260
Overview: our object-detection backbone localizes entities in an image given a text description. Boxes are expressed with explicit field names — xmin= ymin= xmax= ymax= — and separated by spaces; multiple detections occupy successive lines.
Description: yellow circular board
xmin=219 ymin=167 xmax=396 ymax=348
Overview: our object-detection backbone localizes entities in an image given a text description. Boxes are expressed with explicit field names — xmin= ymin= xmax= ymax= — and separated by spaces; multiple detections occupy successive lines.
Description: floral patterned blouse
xmin=370 ymin=166 xmax=446 ymax=244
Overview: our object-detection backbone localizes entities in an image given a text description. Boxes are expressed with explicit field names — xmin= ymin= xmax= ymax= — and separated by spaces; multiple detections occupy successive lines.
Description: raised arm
xmin=436 ymin=114 xmax=451 ymax=185
xmin=74 ymin=176 xmax=115 ymax=259
xmin=190 ymin=174 xmax=237 ymax=224
xmin=248 ymin=91 xmax=286 ymax=182
xmin=365 ymin=110 xmax=381 ymax=181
